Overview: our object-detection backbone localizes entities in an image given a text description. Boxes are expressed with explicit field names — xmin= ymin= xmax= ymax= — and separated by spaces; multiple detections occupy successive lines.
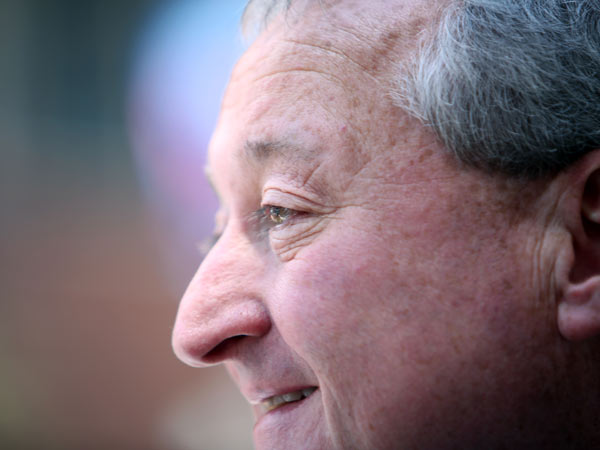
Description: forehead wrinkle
xmin=251 ymin=67 xmax=345 ymax=88
xmin=333 ymin=22 xmax=400 ymax=72
xmin=280 ymin=38 xmax=380 ymax=83
xmin=247 ymin=69 xmax=354 ymax=124
xmin=241 ymin=33 xmax=354 ymax=89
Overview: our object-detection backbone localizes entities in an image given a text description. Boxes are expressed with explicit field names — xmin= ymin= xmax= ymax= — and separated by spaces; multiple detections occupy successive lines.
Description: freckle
xmin=352 ymin=97 xmax=360 ymax=108
xmin=417 ymin=148 xmax=433 ymax=163
xmin=409 ymin=159 xmax=414 ymax=166
xmin=387 ymin=30 xmax=400 ymax=42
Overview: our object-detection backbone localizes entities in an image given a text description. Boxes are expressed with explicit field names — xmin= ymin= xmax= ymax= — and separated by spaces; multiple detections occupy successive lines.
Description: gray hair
xmin=242 ymin=0 xmax=600 ymax=178
xmin=241 ymin=0 xmax=293 ymax=39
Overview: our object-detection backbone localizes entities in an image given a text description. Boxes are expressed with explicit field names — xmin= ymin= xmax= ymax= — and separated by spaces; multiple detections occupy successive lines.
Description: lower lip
xmin=253 ymin=388 xmax=319 ymax=436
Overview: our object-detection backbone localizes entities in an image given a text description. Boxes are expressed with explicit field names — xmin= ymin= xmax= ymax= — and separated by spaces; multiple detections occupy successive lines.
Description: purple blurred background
xmin=1 ymin=1 xmax=252 ymax=448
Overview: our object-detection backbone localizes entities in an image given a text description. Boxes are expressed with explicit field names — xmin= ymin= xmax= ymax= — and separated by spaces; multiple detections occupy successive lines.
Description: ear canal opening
xmin=582 ymin=169 xmax=600 ymax=224
xmin=572 ymin=170 xmax=600 ymax=283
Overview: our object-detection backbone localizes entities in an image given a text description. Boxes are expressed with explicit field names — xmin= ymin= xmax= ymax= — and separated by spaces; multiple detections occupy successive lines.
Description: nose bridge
xmin=172 ymin=228 xmax=271 ymax=367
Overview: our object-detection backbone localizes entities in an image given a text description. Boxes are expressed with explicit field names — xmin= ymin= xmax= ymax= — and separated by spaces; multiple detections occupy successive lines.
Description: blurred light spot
xmin=128 ymin=0 xmax=246 ymax=290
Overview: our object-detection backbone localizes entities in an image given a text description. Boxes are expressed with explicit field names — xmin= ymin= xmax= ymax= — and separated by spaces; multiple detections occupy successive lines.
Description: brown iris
xmin=265 ymin=206 xmax=292 ymax=224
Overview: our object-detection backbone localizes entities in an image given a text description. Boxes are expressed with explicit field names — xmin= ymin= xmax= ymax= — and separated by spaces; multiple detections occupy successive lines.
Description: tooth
xmin=282 ymin=391 xmax=303 ymax=402
xmin=271 ymin=395 xmax=286 ymax=407
xmin=261 ymin=388 xmax=318 ymax=413
xmin=264 ymin=401 xmax=278 ymax=412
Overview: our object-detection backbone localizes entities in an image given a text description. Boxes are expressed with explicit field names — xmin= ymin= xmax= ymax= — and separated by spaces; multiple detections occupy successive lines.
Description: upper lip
xmin=224 ymin=342 xmax=320 ymax=409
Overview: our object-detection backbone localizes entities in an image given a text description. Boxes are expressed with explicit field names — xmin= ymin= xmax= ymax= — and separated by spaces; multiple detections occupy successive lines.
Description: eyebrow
xmin=244 ymin=139 xmax=288 ymax=162
xmin=243 ymin=139 xmax=316 ymax=164
xmin=204 ymin=140 xmax=302 ymax=193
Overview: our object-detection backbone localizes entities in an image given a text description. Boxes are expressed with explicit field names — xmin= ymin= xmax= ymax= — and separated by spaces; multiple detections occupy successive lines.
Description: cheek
xmin=273 ymin=235 xmax=396 ymax=357
xmin=269 ymin=209 xmax=554 ymax=445
xmin=271 ymin=238 xmax=399 ymax=446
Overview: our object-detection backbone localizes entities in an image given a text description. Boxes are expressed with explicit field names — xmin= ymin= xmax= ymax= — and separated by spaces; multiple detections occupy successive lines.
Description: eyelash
xmin=259 ymin=205 xmax=295 ymax=225
xmin=253 ymin=204 xmax=305 ymax=242
xmin=199 ymin=205 xmax=299 ymax=256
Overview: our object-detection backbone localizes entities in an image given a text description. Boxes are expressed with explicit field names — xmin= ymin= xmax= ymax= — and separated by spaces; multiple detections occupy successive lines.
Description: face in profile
xmin=172 ymin=2 xmax=566 ymax=448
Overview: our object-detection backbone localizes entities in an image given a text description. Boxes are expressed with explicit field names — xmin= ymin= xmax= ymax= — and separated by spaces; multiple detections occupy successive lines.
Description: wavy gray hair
xmin=242 ymin=0 xmax=600 ymax=178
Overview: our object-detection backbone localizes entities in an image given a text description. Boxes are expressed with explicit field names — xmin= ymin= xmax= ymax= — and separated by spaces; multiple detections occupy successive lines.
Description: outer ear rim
xmin=555 ymin=150 xmax=600 ymax=342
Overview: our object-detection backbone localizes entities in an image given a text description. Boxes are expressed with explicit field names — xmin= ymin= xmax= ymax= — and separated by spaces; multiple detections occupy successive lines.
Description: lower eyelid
xmin=268 ymin=214 xmax=328 ymax=260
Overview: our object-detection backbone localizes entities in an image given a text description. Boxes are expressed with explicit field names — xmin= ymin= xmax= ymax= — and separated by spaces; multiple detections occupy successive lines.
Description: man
xmin=172 ymin=0 xmax=600 ymax=448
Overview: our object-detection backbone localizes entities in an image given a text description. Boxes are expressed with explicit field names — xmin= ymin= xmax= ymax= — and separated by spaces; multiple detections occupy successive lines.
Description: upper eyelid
xmin=261 ymin=186 xmax=326 ymax=210
xmin=262 ymin=187 xmax=339 ymax=218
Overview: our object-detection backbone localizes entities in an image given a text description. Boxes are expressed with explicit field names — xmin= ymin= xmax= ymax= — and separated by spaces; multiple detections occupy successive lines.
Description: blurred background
xmin=1 ymin=0 xmax=252 ymax=449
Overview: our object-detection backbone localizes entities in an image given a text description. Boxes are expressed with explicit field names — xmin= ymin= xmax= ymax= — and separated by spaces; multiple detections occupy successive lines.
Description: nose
xmin=172 ymin=231 xmax=271 ymax=367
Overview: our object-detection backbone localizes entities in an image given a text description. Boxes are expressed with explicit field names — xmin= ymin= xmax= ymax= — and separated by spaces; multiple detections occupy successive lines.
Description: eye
xmin=262 ymin=205 xmax=293 ymax=224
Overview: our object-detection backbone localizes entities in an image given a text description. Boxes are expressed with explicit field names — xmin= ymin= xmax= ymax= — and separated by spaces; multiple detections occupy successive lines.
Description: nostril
xmin=173 ymin=297 xmax=271 ymax=367
xmin=203 ymin=335 xmax=246 ymax=364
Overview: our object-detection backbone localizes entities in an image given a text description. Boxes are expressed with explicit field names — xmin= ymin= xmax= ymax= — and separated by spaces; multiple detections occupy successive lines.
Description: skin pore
xmin=173 ymin=1 xmax=599 ymax=448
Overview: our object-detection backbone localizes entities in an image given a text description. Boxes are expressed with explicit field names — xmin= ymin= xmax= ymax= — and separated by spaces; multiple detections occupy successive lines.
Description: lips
xmin=259 ymin=386 xmax=318 ymax=413
xmin=251 ymin=385 xmax=320 ymax=445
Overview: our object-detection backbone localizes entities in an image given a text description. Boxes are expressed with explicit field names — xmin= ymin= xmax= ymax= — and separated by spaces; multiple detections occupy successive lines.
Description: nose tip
xmin=172 ymin=298 xmax=271 ymax=367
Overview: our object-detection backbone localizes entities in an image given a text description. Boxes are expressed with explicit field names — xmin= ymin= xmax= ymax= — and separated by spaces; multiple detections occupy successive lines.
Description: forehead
xmin=229 ymin=0 xmax=444 ymax=99
xmin=208 ymin=0 xmax=448 ymax=192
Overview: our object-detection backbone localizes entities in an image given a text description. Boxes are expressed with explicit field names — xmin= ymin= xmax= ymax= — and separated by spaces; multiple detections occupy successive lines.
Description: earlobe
xmin=558 ymin=279 xmax=600 ymax=341
xmin=557 ymin=157 xmax=600 ymax=341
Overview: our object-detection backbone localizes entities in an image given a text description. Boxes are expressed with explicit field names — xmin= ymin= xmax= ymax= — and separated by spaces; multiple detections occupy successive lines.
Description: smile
xmin=260 ymin=387 xmax=318 ymax=413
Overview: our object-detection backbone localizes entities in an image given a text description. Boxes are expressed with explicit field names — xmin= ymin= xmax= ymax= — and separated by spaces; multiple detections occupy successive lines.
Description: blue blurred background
xmin=1 ymin=1 xmax=252 ymax=448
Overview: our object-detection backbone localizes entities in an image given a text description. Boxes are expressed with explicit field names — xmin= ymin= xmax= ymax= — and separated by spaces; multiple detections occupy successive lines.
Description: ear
xmin=557 ymin=151 xmax=600 ymax=341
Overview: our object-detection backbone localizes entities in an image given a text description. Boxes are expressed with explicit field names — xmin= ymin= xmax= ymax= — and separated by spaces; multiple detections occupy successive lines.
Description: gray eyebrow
xmin=243 ymin=138 xmax=322 ymax=164
xmin=204 ymin=139 xmax=309 ymax=193
xmin=244 ymin=139 xmax=290 ymax=162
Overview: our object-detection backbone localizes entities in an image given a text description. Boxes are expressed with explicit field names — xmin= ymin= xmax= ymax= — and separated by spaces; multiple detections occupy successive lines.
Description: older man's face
xmin=173 ymin=2 xmax=561 ymax=449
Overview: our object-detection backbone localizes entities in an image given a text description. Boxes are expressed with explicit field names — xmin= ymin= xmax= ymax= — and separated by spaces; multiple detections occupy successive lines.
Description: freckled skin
xmin=172 ymin=1 xmax=589 ymax=449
